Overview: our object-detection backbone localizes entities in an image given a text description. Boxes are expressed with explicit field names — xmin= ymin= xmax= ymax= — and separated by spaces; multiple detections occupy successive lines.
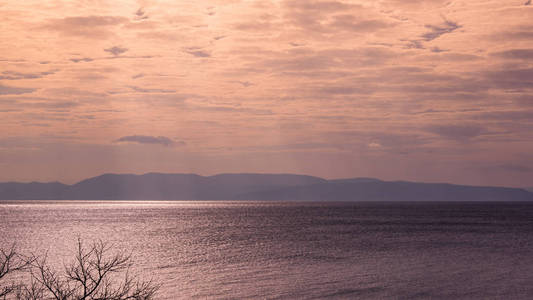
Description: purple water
xmin=2 ymin=201 xmax=533 ymax=299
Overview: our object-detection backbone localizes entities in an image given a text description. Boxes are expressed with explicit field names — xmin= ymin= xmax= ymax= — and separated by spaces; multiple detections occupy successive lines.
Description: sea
xmin=2 ymin=201 xmax=533 ymax=299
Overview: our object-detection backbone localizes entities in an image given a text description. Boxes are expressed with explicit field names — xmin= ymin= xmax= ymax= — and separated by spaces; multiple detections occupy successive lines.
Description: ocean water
xmin=1 ymin=201 xmax=533 ymax=299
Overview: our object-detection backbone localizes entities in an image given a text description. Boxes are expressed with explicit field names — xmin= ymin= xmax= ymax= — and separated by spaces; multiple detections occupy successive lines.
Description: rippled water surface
xmin=2 ymin=201 xmax=533 ymax=299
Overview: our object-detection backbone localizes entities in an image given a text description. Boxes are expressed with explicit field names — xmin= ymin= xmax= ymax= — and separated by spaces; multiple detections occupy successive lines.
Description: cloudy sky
xmin=1 ymin=0 xmax=532 ymax=187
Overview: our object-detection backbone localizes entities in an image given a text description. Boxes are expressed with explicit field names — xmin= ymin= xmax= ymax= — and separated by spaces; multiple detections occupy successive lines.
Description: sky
xmin=0 ymin=0 xmax=532 ymax=187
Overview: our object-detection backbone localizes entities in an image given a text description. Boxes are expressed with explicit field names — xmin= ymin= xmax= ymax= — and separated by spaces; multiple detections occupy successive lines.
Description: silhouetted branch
xmin=1 ymin=240 xmax=159 ymax=299
xmin=14 ymin=278 xmax=45 ymax=300
xmin=0 ymin=244 xmax=33 ymax=298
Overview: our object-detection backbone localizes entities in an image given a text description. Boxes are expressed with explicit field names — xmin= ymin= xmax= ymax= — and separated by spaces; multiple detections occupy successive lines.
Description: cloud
xmin=115 ymin=135 xmax=182 ymax=147
xmin=484 ymin=67 xmax=533 ymax=90
xmin=132 ymin=73 xmax=145 ymax=79
xmin=512 ymin=95 xmax=533 ymax=104
xmin=43 ymin=16 xmax=128 ymax=38
xmin=241 ymin=142 xmax=337 ymax=152
xmin=491 ymin=49 xmax=533 ymax=60
xmin=128 ymin=85 xmax=176 ymax=93
xmin=425 ymin=124 xmax=487 ymax=141
xmin=368 ymin=142 xmax=382 ymax=149
xmin=421 ymin=19 xmax=461 ymax=41
xmin=70 ymin=57 xmax=94 ymax=63
xmin=104 ymin=46 xmax=128 ymax=56
xmin=489 ymin=28 xmax=533 ymax=41
xmin=281 ymin=0 xmax=389 ymax=34
xmin=404 ymin=40 xmax=425 ymax=49
xmin=104 ymin=55 xmax=153 ymax=60
xmin=192 ymin=105 xmax=273 ymax=115
xmin=136 ymin=30 xmax=182 ymax=41
xmin=0 ymin=59 xmax=25 ymax=63
xmin=0 ymin=70 xmax=57 ymax=80
xmin=76 ymin=73 xmax=107 ymax=81
xmin=41 ymin=87 xmax=107 ymax=98
xmin=383 ymin=0 xmax=449 ymax=6
xmin=12 ymin=100 xmax=80 ymax=111
xmin=135 ymin=8 xmax=145 ymax=17
xmin=251 ymin=47 xmax=397 ymax=74
xmin=488 ymin=164 xmax=532 ymax=173
xmin=469 ymin=110 xmax=533 ymax=121
xmin=48 ymin=16 xmax=127 ymax=27
xmin=284 ymin=0 xmax=354 ymax=15
xmin=185 ymin=50 xmax=211 ymax=57
xmin=232 ymin=81 xmax=253 ymax=87
xmin=134 ymin=7 xmax=148 ymax=20
xmin=430 ymin=47 xmax=447 ymax=53
xmin=318 ymin=85 xmax=373 ymax=95
xmin=327 ymin=130 xmax=430 ymax=150
xmin=233 ymin=20 xmax=278 ymax=32
xmin=328 ymin=15 xmax=391 ymax=32
xmin=0 ymin=84 xmax=35 ymax=95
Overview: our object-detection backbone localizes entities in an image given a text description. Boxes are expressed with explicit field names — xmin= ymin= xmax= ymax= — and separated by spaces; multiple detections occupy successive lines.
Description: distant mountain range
xmin=1 ymin=173 xmax=532 ymax=201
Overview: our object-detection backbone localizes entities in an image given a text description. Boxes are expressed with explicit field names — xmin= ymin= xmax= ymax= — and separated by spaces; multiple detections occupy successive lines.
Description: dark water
xmin=2 ymin=201 xmax=533 ymax=299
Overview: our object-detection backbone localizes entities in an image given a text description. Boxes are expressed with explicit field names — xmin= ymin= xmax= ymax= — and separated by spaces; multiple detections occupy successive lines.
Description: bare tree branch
xmin=0 ymin=244 xmax=34 ymax=298
xmin=22 ymin=239 xmax=159 ymax=300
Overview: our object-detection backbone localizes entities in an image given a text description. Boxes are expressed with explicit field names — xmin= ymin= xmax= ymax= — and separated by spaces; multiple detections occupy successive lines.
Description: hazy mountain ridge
xmin=235 ymin=181 xmax=533 ymax=202
xmin=0 ymin=173 xmax=531 ymax=201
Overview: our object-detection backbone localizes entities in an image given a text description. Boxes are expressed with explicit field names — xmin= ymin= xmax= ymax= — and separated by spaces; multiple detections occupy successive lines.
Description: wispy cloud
xmin=43 ymin=16 xmax=128 ymax=38
xmin=0 ymin=70 xmax=57 ymax=80
xmin=115 ymin=135 xmax=183 ymax=147
xmin=104 ymin=46 xmax=128 ymax=56
xmin=70 ymin=57 xmax=93 ymax=63
xmin=134 ymin=7 xmax=149 ymax=20
xmin=185 ymin=49 xmax=211 ymax=58
xmin=491 ymin=49 xmax=533 ymax=60
xmin=425 ymin=124 xmax=488 ymax=141
xmin=128 ymin=85 xmax=175 ymax=93
xmin=421 ymin=19 xmax=461 ymax=41
xmin=0 ymin=84 xmax=35 ymax=95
